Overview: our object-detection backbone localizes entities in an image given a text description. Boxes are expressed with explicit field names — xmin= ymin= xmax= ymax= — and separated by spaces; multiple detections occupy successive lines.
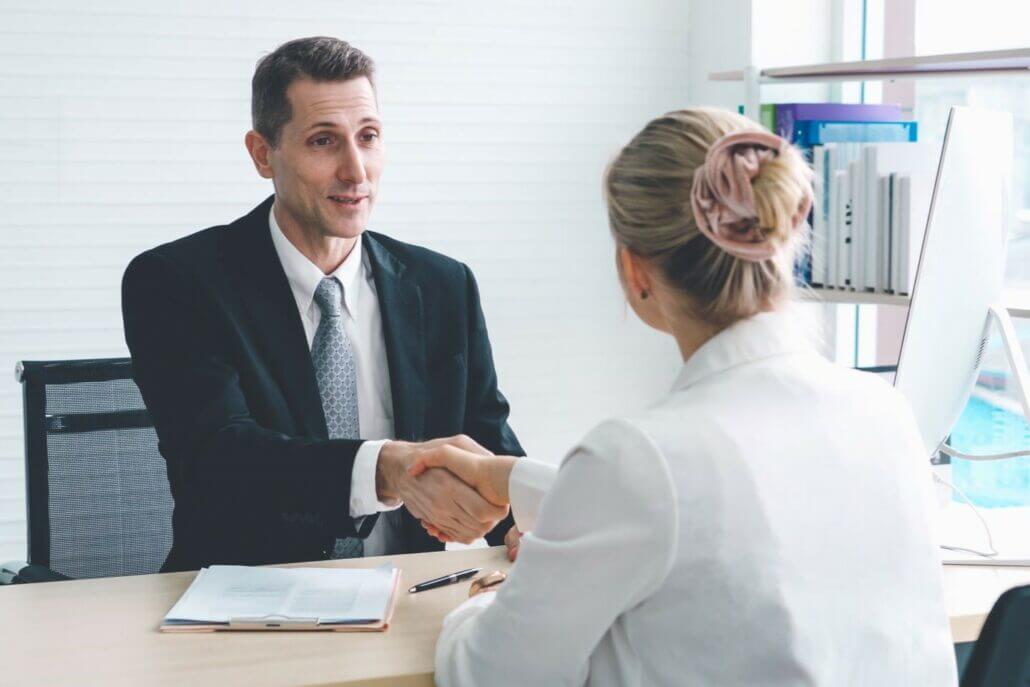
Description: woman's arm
xmin=432 ymin=418 xmax=679 ymax=687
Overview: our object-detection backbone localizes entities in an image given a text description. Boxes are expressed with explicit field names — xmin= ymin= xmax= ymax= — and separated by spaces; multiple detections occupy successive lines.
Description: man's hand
xmin=376 ymin=435 xmax=508 ymax=544
xmin=408 ymin=444 xmax=517 ymax=507
xmin=504 ymin=525 xmax=522 ymax=561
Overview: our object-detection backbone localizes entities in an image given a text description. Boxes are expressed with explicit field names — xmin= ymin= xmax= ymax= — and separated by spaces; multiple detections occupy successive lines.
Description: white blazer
xmin=435 ymin=310 xmax=958 ymax=686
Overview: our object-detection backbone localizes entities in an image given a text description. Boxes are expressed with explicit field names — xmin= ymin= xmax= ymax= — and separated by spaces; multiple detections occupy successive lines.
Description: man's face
xmin=264 ymin=76 xmax=383 ymax=239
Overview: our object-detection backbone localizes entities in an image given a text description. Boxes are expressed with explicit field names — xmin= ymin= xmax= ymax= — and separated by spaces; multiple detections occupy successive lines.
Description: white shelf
xmin=800 ymin=287 xmax=909 ymax=307
xmin=800 ymin=287 xmax=1030 ymax=319
xmin=710 ymin=48 xmax=1030 ymax=84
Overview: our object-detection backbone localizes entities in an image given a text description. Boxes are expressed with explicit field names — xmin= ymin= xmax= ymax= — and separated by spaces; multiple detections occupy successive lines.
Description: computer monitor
xmin=893 ymin=106 xmax=1017 ymax=458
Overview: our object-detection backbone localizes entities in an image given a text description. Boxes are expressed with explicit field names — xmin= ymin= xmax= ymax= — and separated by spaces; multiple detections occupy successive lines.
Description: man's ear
xmin=618 ymin=246 xmax=652 ymax=299
xmin=245 ymin=130 xmax=275 ymax=179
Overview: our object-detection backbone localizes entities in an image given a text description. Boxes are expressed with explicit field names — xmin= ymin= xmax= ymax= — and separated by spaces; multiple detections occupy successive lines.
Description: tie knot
xmin=313 ymin=277 xmax=344 ymax=318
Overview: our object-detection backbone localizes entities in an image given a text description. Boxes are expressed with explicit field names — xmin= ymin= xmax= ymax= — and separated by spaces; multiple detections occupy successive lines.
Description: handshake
xmin=375 ymin=436 xmax=523 ymax=560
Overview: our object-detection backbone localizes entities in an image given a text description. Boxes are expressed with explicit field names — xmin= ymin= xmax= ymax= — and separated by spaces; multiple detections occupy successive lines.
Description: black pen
xmin=408 ymin=567 xmax=481 ymax=594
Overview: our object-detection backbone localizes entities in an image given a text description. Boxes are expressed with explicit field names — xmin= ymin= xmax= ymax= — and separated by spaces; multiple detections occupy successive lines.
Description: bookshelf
xmin=800 ymin=287 xmax=1030 ymax=319
xmin=712 ymin=47 xmax=1030 ymax=314
xmin=711 ymin=48 xmax=1030 ymax=118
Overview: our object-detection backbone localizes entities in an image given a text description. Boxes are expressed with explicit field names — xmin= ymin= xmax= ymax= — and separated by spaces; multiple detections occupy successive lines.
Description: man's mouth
xmin=328 ymin=194 xmax=367 ymax=205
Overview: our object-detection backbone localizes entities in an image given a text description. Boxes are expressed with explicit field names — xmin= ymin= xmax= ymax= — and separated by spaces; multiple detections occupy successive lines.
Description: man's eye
xmin=312 ymin=136 xmax=332 ymax=146
xmin=361 ymin=131 xmax=380 ymax=143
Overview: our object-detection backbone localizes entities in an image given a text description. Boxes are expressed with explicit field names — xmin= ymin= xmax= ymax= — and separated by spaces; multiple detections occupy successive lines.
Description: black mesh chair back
xmin=17 ymin=358 xmax=173 ymax=579
xmin=961 ymin=584 xmax=1030 ymax=687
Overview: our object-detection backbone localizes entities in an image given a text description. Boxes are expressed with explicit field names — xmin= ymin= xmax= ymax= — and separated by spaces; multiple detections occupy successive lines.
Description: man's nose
xmin=336 ymin=140 xmax=367 ymax=186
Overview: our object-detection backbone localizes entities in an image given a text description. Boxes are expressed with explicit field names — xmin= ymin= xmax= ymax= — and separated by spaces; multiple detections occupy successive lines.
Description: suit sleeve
xmin=461 ymin=265 xmax=524 ymax=545
xmin=122 ymin=250 xmax=364 ymax=537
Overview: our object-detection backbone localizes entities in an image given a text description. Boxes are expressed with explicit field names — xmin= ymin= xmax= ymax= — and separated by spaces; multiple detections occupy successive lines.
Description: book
xmin=835 ymin=170 xmax=854 ymax=289
xmin=760 ymin=104 xmax=776 ymax=133
xmin=848 ymin=159 xmax=864 ymax=291
xmin=827 ymin=168 xmax=844 ymax=288
xmin=810 ymin=145 xmax=828 ymax=286
xmin=895 ymin=174 xmax=934 ymax=296
xmin=773 ymin=103 xmax=903 ymax=140
xmin=793 ymin=120 xmax=918 ymax=147
xmin=821 ymin=144 xmax=865 ymax=289
xmin=160 ymin=564 xmax=402 ymax=632
xmin=879 ymin=175 xmax=894 ymax=292
xmin=889 ymin=173 xmax=904 ymax=294
xmin=860 ymin=143 xmax=939 ymax=291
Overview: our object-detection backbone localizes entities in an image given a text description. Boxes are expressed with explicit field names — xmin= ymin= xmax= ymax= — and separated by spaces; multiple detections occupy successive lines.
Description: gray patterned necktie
xmin=311 ymin=277 xmax=363 ymax=558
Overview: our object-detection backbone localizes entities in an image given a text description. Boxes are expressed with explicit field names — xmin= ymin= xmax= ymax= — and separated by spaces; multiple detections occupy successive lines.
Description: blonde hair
xmin=604 ymin=107 xmax=813 ymax=328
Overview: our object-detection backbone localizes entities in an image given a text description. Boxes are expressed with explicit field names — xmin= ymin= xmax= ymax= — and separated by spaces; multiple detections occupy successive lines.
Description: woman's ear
xmin=618 ymin=246 xmax=653 ymax=301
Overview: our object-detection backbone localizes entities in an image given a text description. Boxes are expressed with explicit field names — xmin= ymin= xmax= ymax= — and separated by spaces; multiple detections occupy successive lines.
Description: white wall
xmin=0 ymin=1 xmax=690 ymax=561
xmin=687 ymin=0 xmax=753 ymax=110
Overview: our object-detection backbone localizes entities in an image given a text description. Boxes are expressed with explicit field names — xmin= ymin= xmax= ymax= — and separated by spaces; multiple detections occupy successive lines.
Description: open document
xmin=160 ymin=564 xmax=401 ymax=632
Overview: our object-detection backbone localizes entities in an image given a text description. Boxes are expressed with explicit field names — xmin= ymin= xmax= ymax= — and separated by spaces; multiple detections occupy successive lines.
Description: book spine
xmin=760 ymin=104 xmax=776 ymax=133
xmin=879 ymin=175 xmax=893 ymax=292
xmin=890 ymin=173 xmax=904 ymax=294
xmin=793 ymin=121 xmax=918 ymax=147
xmin=848 ymin=160 xmax=863 ymax=291
xmin=775 ymin=103 xmax=904 ymax=138
xmin=811 ymin=144 xmax=827 ymax=286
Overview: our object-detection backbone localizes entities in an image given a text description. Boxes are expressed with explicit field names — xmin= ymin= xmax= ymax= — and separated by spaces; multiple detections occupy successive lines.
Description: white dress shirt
xmin=435 ymin=309 xmax=957 ymax=686
xmin=268 ymin=206 xmax=401 ymax=526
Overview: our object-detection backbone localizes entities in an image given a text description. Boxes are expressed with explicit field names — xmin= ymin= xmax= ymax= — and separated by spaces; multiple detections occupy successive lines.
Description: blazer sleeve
xmin=461 ymin=265 xmax=525 ymax=545
xmin=122 ymin=250 xmax=364 ymax=536
xmin=433 ymin=418 xmax=679 ymax=687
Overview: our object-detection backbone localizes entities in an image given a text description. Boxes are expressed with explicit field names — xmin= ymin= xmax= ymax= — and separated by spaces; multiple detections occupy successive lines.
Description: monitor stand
xmin=939 ymin=303 xmax=1030 ymax=566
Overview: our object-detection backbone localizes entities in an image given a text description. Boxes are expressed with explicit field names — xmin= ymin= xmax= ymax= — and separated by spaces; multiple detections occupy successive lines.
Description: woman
xmin=413 ymin=108 xmax=957 ymax=686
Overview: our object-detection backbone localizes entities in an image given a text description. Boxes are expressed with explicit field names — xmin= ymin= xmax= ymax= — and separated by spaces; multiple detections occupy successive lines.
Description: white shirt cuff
xmin=508 ymin=458 xmax=558 ymax=533
xmin=349 ymin=439 xmax=404 ymax=518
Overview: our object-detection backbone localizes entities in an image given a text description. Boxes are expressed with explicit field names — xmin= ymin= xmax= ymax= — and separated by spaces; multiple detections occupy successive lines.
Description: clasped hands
xmin=376 ymin=435 xmax=522 ymax=560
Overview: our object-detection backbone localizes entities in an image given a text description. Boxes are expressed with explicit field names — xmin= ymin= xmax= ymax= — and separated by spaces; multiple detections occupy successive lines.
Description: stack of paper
xmin=160 ymin=564 xmax=401 ymax=632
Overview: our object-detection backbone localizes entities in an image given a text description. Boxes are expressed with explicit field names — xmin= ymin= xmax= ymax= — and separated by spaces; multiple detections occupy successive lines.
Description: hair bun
xmin=690 ymin=130 xmax=812 ymax=262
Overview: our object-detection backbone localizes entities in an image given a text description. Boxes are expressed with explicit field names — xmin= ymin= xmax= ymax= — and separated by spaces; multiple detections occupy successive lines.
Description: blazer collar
xmin=672 ymin=308 xmax=814 ymax=392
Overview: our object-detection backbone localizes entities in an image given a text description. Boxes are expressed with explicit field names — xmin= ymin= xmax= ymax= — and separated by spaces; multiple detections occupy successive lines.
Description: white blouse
xmin=434 ymin=310 xmax=957 ymax=686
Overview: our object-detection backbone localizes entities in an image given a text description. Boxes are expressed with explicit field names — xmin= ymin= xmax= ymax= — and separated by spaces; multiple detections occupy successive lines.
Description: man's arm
xmin=123 ymin=250 xmax=365 ymax=535
xmin=124 ymin=250 xmax=506 ymax=543
xmin=461 ymin=265 xmax=524 ymax=545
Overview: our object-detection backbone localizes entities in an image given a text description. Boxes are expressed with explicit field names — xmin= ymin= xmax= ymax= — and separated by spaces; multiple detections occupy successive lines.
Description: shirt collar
xmin=672 ymin=307 xmax=815 ymax=392
xmin=268 ymin=203 xmax=364 ymax=319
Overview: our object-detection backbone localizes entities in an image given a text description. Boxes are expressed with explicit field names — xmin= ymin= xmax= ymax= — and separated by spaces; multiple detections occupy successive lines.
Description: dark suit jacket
xmin=122 ymin=195 xmax=523 ymax=571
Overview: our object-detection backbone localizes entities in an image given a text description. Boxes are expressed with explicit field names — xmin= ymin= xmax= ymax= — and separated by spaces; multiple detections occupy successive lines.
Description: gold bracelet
xmin=468 ymin=570 xmax=507 ymax=597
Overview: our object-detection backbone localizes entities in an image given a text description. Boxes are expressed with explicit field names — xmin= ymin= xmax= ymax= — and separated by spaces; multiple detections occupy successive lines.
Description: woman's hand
xmin=504 ymin=525 xmax=523 ymax=561
xmin=408 ymin=445 xmax=516 ymax=508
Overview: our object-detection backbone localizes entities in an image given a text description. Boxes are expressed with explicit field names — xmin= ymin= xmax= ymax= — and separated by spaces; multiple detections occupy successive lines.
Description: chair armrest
xmin=0 ymin=560 xmax=24 ymax=585
xmin=1 ymin=561 xmax=72 ymax=584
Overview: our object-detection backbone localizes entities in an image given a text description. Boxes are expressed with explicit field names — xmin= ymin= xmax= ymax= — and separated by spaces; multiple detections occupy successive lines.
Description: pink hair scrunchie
xmin=689 ymin=130 xmax=812 ymax=262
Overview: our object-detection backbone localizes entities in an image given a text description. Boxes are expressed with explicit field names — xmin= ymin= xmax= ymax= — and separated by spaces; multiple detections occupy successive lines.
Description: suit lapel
xmin=220 ymin=196 xmax=328 ymax=439
xmin=364 ymin=232 xmax=427 ymax=442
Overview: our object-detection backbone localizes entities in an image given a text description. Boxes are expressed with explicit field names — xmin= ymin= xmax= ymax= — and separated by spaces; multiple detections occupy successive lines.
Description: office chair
xmin=3 ymin=358 xmax=173 ymax=583
xmin=960 ymin=584 xmax=1030 ymax=686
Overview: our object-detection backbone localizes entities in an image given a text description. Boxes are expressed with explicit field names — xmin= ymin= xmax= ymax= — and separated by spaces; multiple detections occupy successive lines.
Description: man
xmin=122 ymin=36 xmax=522 ymax=572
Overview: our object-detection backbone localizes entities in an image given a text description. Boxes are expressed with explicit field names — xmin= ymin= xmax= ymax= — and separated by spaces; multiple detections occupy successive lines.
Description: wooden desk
xmin=0 ymin=546 xmax=512 ymax=687
xmin=1 ymin=547 xmax=1027 ymax=686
